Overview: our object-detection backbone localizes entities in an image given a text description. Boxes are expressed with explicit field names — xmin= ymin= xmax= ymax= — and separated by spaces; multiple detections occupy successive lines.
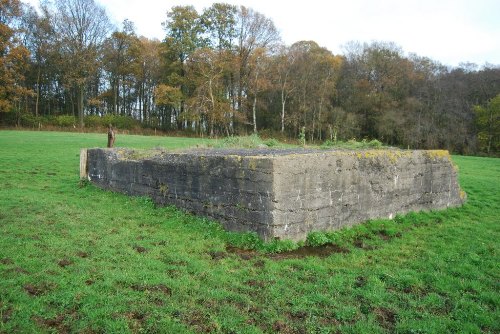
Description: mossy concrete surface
xmin=84 ymin=148 xmax=465 ymax=241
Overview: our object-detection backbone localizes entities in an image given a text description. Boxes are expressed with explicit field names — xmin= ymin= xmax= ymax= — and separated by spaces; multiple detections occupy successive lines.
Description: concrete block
xmin=85 ymin=148 xmax=465 ymax=241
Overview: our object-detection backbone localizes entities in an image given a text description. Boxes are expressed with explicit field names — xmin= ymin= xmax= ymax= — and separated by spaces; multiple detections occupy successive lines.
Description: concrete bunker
xmin=81 ymin=148 xmax=465 ymax=241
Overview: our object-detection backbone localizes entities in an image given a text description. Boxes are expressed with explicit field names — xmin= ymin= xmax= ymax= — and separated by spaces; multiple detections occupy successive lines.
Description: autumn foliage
xmin=0 ymin=0 xmax=499 ymax=155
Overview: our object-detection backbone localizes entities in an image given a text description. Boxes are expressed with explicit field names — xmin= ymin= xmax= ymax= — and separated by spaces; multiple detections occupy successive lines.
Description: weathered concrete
xmin=83 ymin=148 xmax=466 ymax=241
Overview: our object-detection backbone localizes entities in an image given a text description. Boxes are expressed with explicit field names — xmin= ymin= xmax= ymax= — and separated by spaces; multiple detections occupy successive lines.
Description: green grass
xmin=0 ymin=130 xmax=499 ymax=333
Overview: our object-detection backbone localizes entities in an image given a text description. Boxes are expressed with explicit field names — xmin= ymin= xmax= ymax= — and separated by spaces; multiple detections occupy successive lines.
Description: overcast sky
xmin=25 ymin=0 xmax=500 ymax=67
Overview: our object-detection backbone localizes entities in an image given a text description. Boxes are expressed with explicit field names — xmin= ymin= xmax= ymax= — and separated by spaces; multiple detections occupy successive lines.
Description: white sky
xmin=24 ymin=0 xmax=500 ymax=67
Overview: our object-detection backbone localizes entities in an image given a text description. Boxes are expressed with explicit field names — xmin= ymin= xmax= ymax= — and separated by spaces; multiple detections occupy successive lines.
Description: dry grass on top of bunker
xmin=186 ymin=134 xmax=388 ymax=150
xmin=0 ymin=130 xmax=498 ymax=334
xmin=109 ymin=135 xmax=391 ymax=161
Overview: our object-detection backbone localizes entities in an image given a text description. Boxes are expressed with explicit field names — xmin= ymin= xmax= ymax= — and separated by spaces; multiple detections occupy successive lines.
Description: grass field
xmin=0 ymin=130 xmax=498 ymax=333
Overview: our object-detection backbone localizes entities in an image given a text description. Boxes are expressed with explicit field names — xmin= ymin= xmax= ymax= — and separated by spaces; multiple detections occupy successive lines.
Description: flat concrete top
xmin=184 ymin=148 xmax=337 ymax=156
xmin=107 ymin=147 xmax=451 ymax=164
xmin=111 ymin=147 xmax=336 ymax=160
xmin=113 ymin=147 xmax=410 ymax=158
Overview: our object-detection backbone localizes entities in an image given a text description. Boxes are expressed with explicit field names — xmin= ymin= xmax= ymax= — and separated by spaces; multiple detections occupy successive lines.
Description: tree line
xmin=1 ymin=0 xmax=499 ymax=155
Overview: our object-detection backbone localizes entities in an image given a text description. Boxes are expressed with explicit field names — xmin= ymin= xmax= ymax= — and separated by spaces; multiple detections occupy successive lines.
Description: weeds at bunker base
xmin=84 ymin=147 xmax=465 ymax=241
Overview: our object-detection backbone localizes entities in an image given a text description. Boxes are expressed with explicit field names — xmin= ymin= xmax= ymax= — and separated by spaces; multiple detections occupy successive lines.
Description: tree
xmin=51 ymin=0 xmax=111 ymax=127
xmin=236 ymin=6 xmax=279 ymax=129
xmin=154 ymin=83 xmax=182 ymax=129
xmin=201 ymin=3 xmax=237 ymax=51
xmin=248 ymin=47 xmax=271 ymax=133
xmin=102 ymin=21 xmax=140 ymax=115
xmin=273 ymin=45 xmax=296 ymax=133
xmin=474 ymin=94 xmax=500 ymax=154
xmin=162 ymin=6 xmax=204 ymax=64
xmin=185 ymin=47 xmax=231 ymax=136
xmin=286 ymin=41 xmax=342 ymax=139
xmin=136 ymin=37 xmax=162 ymax=125
xmin=23 ymin=4 xmax=55 ymax=117
xmin=0 ymin=0 xmax=32 ymax=114
xmin=162 ymin=6 xmax=205 ymax=128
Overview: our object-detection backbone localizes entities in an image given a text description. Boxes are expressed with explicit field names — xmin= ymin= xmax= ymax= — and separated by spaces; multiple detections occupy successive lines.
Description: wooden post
xmin=107 ymin=124 xmax=115 ymax=148
xmin=80 ymin=149 xmax=88 ymax=179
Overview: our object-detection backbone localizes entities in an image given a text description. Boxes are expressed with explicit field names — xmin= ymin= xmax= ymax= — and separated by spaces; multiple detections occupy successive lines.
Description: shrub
xmin=306 ymin=231 xmax=330 ymax=247
xmin=320 ymin=139 xmax=336 ymax=148
xmin=321 ymin=138 xmax=386 ymax=150
xmin=262 ymin=239 xmax=298 ymax=253
xmin=19 ymin=113 xmax=41 ymax=127
xmin=264 ymin=138 xmax=280 ymax=147
xmin=299 ymin=126 xmax=306 ymax=146
xmin=367 ymin=139 xmax=383 ymax=148
xmin=225 ymin=232 xmax=262 ymax=250
xmin=84 ymin=115 xmax=103 ymax=127
xmin=55 ymin=115 xmax=76 ymax=127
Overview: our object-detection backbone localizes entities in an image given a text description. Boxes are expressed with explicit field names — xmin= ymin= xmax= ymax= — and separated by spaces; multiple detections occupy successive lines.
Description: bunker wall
xmin=84 ymin=148 xmax=465 ymax=241
xmin=86 ymin=149 xmax=277 ymax=239
xmin=270 ymin=150 xmax=465 ymax=240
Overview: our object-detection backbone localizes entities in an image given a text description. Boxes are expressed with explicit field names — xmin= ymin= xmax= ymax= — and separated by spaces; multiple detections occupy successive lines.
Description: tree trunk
xmin=114 ymin=80 xmax=118 ymax=114
xmin=78 ymin=85 xmax=84 ymax=128
xmin=209 ymin=78 xmax=215 ymax=137
xmin=35 ymin=66 xmax=41 ymax=117
xmin=252 ymin=94 xmax=257 ymax=134
xmin=281 ymin=91 xmax=286 ymax=133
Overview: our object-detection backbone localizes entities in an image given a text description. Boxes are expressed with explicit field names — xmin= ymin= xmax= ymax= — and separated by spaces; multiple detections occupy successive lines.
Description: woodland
xmin=1 ymin=0 xmax=499 ymax=155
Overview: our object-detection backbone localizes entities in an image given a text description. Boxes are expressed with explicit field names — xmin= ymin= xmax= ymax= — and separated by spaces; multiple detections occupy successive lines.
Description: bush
xmin=306 ymin=231 xmax=330 ymax=247
xmin=19 ymin=113 xmax=41 ymax=127
xmin=264 ymin=138 xmax=280 ymax=147
xmin=225 ymin=232 xmax=262 ymax=250
xmin=262 ymin=239 xmax=298 ymax=253
xmin=320 ymin=139 xmax=336 ymax=148
xmin=367 ymin=139 xmax=383 ymax=148
xmin=55 ymin=115 xmax=76 ymax=127
xmin=321 ymin=138 xmax=386 ymax=150
xmin=84 ymin=115 xmax=102 ymax=127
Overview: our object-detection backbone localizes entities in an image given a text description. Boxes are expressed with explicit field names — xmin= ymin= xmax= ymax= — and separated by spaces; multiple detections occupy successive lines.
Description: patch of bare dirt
xmin=24 ymin=282 xmax=55 ymax=296
xmin=287 ymin=310 xmax=307 ymax=321
xmin=377 ymin=230 xmax=403 ymax=241
xmin=58 ymin=258 xmax=73 ymax=268
xmin=208 ymin=251 xmax=226 ymax=260
xmin=269 ymin=244 xmax=350 ymax=260
xmin=133 ymin=245 xmax=147 ymax=253
xmin=245 ymin=280 xmax=266 ymax=289
xmin=353 ymin=238 xmax=377 ymax=250
xmin=374 ymin=307 xmax=397 ymax=330
xmin=76 ymin=251 xmax=89 ymax=258
xmin=183 ymin=310 xmax=219 ymax=333
xmin=6 ymin=267 xmax=29 ymax=275
xmin=253 ymin=259 xmax=265 ymax=268
xmin=272 ymin=320 xmax=297 ymax=334
xmin=33 ymin=314 xmax=70 ymax=333
xmin=354 ymin=276 xmax=367 ymax=288
xmin=1 ymin=305 xmax=13 ymax=323
xmin=226 ymin=243 xmax=350 ymax=261
xmin=124 ymin=311 xmax=147 ymax=332
xmin=226 ymin=245 xmax=257 ymax=260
